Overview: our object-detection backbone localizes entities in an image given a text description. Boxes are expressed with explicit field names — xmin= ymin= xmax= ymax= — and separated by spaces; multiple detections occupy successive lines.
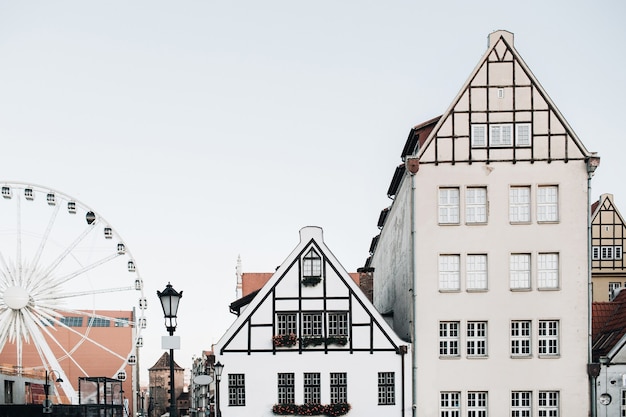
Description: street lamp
xmin=43 ymin=370 xmax=63 ymax=414
xmin=157 ymin=282 xmax=183 ymax=417
xmin=214 ymin=362 xmax=223 ymax=417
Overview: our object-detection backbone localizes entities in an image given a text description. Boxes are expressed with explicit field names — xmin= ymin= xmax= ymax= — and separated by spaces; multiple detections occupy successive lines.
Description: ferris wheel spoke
xmin=0 ymin=248 xmax=17 ymax=287
xmin=35 ymin=253 xmax=120 ymax=291
xmin=16 ymin=192 xmax=22 ymax=283
xmin=25 ymin=203 xmax=61 ymax=289
xmin=48 ymin=315 xmax=126 ymax=361
xmin=32 ymin=224 xmax=97 ymax=292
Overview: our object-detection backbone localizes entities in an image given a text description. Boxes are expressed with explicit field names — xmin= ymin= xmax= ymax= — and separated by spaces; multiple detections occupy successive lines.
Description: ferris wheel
xmin=0 ymin=182 xmax=146 ymax=403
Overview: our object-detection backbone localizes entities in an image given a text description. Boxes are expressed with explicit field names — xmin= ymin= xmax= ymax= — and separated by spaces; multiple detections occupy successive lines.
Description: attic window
xmin=471 ymin=123 xmax=532 ymax=147
xmin=303 ymin=248 xmax=321 ymax=278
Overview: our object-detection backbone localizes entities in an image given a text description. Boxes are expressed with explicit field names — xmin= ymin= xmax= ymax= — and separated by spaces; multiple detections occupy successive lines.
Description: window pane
xmin=538 ymin=253 xmax=559 ymax=289
xmin=439 ymin=255 xmax=460 ymax=290
xmin=467 ymin=254 xmax=487 ymax=290
xmin=537 ymin=186 xmax=558 ymax=222
xmin=510 ymin=254 xmax=531 ymax=289
xmin=439 ymin=188 xmax=460 ymax=224
xmin=510 ymin=187 xmax=531 ymax=222
xmin=466 ymin=187 xmax=487 ymax=223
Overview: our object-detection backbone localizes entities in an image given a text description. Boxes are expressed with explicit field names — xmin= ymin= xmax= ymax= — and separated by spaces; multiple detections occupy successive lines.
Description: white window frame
xmin=538 ymin=320 xmax=559 ymax=356
xmin=610 ymin=282 xmax=622 ymax=300
xmin=466 ymin=254 xmax=487 ymax=291
xmin=511 ymin=320 xmax=532 ymax=357
xmin=466 ymin=187 xmax=487 ymax=224
xmin=598 ymin=246 xmax=623 ymax=260
xmin=510 ymin=186 xmax=531 ymax=223
xmin=511 ymin=391 xmax=531 ymax=416
xmin=439 ymin=188 xmax=460 ymax=224
xmin=490 ymin=123 xmax=513 ymax=146
xmin=439 ymin=391 xmax=461 ymax=417
xmin=466 ymin=321 xmax=487 ymax=357
xmin=467 ymin=392 xmax=487 ymax=417
xmin=228 ymin=374 xmax=246 ymax=406
xmin=439 ymin=255 xmax=460 ymax=291
xmin=516 ymin=123 xmax=532 ymax=146
xmin=538 ymin=391 xmax=559 ymax=417
xmin=439 ymin=321 xmax=460 ymax=357
xmin=537 ymin=253 xmax=559 ymax=289
xmin=510 ymin=254 xmax=531 ymax=290
xmin=592 ymin=246 xmax=600 ymax=260
xmin=471 ymin=124 xmax=487 ymax=147
xmin=537 ymin=185 xmax=558 ymax=222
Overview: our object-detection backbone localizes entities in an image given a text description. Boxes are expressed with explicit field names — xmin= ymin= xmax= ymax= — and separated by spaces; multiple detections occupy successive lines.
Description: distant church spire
xmin=236 ymin=255 xmax=242 ymax=299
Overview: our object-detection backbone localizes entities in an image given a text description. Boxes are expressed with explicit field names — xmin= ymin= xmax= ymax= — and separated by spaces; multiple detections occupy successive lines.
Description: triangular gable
xmin=216 ymin=227 xmax=404 ymax=355
xmin=591 ymin=194 xmax=626 ymax=271
xmin=418 ymin=30 xmax=591 ymax=165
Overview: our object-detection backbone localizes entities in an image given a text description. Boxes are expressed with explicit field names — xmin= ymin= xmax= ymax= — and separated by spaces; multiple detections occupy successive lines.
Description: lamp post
xmin=157 ymin=282 xmax=183 ymax=417
xmin=43 ymin=370 xmax=64 ymax=414
xmin=214 ymin=362 xmax=223 ymax=417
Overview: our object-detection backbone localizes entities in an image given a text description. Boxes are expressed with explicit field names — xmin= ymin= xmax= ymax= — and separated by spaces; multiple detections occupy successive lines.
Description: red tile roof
xmin=593 ymin=290 xmax=626 ymax=360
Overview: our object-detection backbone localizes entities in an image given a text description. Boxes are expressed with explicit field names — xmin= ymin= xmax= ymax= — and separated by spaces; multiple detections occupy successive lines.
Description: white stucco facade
xmin=371 ymin=31 xmax=595 ymax=416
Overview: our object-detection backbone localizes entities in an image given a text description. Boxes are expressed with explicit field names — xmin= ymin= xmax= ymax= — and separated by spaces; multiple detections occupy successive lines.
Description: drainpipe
xmin=587 ymin=154 xmax=600 ymax=417
xmin=406 ymin=158 xmax=419 ymax=416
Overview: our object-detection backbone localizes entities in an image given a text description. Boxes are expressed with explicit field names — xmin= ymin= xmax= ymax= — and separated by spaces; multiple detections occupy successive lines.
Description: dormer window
xmin=303 ymin=248 xmax=321 ymax=278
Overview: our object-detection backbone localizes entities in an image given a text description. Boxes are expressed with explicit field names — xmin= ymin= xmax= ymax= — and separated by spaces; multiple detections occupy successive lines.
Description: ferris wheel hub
xmin=4 ymin=285 xmax=30 ymax=310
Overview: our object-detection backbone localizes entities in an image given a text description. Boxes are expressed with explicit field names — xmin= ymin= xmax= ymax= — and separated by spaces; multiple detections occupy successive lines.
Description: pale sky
xmin=1 ymin=1 xmax=624 ymax=384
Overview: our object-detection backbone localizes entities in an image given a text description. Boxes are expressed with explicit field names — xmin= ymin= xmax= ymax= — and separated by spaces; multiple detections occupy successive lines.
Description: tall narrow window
xmin=4 ymin=380 xmax=13 ymax=404
xmin=439 ymin=188 xmax=460 ymax=224
xmin=471 ymin=125 xmax=487 ymax=147
xmin=302 ymin=313 xmax=323 ymax=337
xmin=467 ymin=392 xmax=487 ymax=417
xmin=467 ymin=254 xmax=487 ymax=290
xmin=466 ymin=321 xmax=487 ymax=357
xmin=303 ymin=373 xmax=321 ymax=404
xmin=303 ymin=249 xmax=322 ymax=277
xmin=511 ymin=391 xmax=531 ymax=417
xmin=511 ymin=320 xmax=531 ymax=357
xmin=228 ymin=374 xmax=246 ymax=406
xmin=510 ymin=186 xmax=531 ymax=222
xmin=439 ymin=255 xmax=460 ymax=291
xmin=538 ymin=320 xmax=559 ymax=356
xmin=538 ymin=253 xmax=559 ymax=289
xmin=537 ymin=186 xmax=558 ymax=222
xmin=466 ymin=187 xmax=487 ymax=223
xmin=439 ymin=392 xmax=460 ymax=417
xmin=538 ymin=391 xmax=559 ymax=417
xmin=328 ymin=312 xmax=348 ymax=337
xmin=276 ymin=313 xmax=297 ymax=335
xmin=439 ymin=321 xmax=460 ymax=357
xmin=277 ymin=373 xmax=294 ymax=405
xmin=377 ymin=372 xmax=395 ymax=405
xmin=490 ymin=124 xmax=513 ymax=146
xmin=516 ymin=123 xmax=532 ymax=146
xmin=510 ymin=254 xmax=531 ymax=289
xmin=330 ymin=373 xmax=347 ymax=404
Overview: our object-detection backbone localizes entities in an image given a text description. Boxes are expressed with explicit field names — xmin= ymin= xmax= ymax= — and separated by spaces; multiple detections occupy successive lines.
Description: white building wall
xmin=215 ymin=350 xmax=410 ymax=417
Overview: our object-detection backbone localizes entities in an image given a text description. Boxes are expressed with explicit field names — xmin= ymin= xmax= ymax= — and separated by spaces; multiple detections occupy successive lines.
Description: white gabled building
xmin=368 ymin=30 xmax=598 ymax=416
xmin=214 ymin=226 xmax=411 ymax=417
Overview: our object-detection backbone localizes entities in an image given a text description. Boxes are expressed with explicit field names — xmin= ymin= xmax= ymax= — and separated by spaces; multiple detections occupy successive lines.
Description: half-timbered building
xmin=591 ymin=194 xmax=626 ymax=302
xmin=214 ymin=226 xmax=410 ymax=417
xmin=368 ymin=30 xmax=598 ymax=416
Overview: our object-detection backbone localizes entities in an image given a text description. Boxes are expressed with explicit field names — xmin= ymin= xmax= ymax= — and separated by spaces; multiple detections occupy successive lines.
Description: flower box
xmin=273 ymin=333 xmax=298 ymax=347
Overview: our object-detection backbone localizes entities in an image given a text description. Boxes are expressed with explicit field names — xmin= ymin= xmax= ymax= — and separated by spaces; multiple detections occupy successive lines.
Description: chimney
xmin=357 ymin=267 xmax=375 ymax=303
